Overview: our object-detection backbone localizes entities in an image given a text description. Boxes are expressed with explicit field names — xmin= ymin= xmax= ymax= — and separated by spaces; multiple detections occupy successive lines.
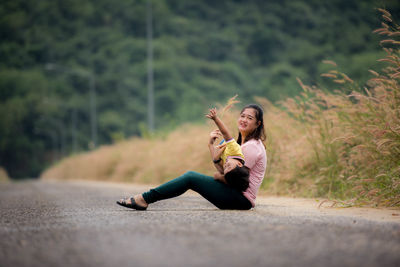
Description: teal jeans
xmin=142 ymin=171 xmax=252 ymax=210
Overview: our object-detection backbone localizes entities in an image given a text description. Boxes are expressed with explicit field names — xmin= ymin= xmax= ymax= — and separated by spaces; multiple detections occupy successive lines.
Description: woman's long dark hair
xmin=237 ymin=104 xmax=266 ymax=145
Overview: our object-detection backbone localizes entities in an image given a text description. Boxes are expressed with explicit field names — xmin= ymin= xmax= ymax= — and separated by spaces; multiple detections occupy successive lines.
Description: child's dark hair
xmin=224 ymin=165 xmax=250 ymax=192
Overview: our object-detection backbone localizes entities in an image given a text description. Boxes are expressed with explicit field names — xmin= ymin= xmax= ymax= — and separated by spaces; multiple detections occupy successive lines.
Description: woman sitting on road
xmin=116 ymin=104 xmax=267 ymax=210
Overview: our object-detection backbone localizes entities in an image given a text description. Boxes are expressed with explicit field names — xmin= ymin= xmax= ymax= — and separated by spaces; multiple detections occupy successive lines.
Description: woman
xmin=117 ymin=104 xmax=267 ymax=210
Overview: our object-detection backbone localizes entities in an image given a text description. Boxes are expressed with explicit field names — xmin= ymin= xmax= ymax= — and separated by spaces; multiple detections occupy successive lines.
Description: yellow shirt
xmin=220 ymin=138 xmax=245 ymax=164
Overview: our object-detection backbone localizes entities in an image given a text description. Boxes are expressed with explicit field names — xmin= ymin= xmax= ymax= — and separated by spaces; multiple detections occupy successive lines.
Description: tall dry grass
xmin=41 ymin=124 xmax=214 ymax=183
xmin=41 ymin=9 xmax=400 ymax=207
xmin=41 ymin=97 xmax=246 ymax=185
xmin=0 ymin=167 xmax=10 ymax=182
xmin=276 ymin=8 xmax=400 ymax=206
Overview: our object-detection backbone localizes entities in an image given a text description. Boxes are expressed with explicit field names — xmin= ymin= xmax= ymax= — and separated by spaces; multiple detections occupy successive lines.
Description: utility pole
xmin=71 ymin=108 xmax=78 ymax=153
xmin=147 ymin=0 xmax=154 ymax=132
xmin=89 ymin=74 xmax=97 ymax=148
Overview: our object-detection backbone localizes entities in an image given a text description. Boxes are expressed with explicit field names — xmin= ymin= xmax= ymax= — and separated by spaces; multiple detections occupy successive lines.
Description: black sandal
xmin=116 ymin=197 xmax=147 ymax=211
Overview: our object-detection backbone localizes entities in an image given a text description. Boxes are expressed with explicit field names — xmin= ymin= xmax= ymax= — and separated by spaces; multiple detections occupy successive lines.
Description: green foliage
xmin=1 ymin=0 xmax=400 ymax=178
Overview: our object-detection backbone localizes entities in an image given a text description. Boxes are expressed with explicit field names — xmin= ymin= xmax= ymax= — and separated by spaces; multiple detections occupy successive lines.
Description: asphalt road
xmin=1 ymin=180 xmax=399 ymax=267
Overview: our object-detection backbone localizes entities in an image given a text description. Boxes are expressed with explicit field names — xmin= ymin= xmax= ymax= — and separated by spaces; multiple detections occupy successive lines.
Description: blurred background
xmin=1 ymin=0 xmax=399 ymax=179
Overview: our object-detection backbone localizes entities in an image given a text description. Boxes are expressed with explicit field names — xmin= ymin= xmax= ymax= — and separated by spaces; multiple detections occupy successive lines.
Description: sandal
xmin=116 ymin=197 xmax=147 ymax=211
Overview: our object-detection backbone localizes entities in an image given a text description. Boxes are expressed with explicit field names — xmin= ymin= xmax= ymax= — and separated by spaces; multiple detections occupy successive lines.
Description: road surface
xmin=1 ymin=180 xmax=399 ymax=267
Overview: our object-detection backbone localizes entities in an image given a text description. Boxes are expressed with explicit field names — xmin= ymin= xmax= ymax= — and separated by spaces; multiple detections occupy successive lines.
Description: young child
xmin=206 ymin=108 xmax=249 ymax=192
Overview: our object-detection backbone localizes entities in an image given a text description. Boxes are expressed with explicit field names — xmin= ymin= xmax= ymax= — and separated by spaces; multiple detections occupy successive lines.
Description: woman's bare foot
xmin=133 ymin=194 xmax=148 ymax=208
xmin=120 ymin=194 xmax=148 ymax=208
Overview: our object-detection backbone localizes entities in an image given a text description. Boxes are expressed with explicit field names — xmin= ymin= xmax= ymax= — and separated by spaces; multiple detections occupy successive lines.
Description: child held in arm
xmin=206 ymin=108 xmax=250 ymax=192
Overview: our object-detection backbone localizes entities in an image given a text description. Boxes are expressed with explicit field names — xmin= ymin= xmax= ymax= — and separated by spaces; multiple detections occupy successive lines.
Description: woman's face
xmin=238 ymin=108 xmax=259 ymax=136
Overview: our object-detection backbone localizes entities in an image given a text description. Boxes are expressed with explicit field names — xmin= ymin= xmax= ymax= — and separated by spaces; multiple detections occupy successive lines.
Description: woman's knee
xmin=181 ymin=171 xmax=211 ymax=188
xmin=183 ymin=171 xmax=196 ymax=177
xmin=174 ymin=171 xmax=195 ymax=187
xmin=182 ymin=171 xmax=203 ymax=181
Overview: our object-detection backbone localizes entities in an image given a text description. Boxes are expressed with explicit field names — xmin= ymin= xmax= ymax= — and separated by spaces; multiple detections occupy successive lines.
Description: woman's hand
xmin=209 ymin=129 xmax=222 ymax=145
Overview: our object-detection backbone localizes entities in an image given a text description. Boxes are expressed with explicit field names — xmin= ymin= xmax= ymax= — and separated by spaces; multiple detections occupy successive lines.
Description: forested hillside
xmin=1 ymin=0 xmax=399 ymax=178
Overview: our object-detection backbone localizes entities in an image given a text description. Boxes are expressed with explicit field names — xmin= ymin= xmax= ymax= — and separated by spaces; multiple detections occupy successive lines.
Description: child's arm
xmin=206 ymin=108 xmax=233 ymax=141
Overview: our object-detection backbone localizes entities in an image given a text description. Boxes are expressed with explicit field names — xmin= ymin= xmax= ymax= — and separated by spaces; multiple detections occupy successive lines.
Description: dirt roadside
xmin=256 ymin=196 xmax=400 ymax=223
xmin=50 ymin=179 xmax=400 ymax=223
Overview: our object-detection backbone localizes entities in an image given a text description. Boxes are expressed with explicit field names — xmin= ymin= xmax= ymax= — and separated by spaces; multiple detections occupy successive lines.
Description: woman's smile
xmin=239 ymin=123 xmax=246 ymax=130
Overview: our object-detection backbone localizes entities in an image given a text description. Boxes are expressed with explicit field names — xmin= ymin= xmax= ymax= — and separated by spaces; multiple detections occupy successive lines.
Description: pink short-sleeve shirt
xmin=241 ymin=139 xmax=267 ymax=207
